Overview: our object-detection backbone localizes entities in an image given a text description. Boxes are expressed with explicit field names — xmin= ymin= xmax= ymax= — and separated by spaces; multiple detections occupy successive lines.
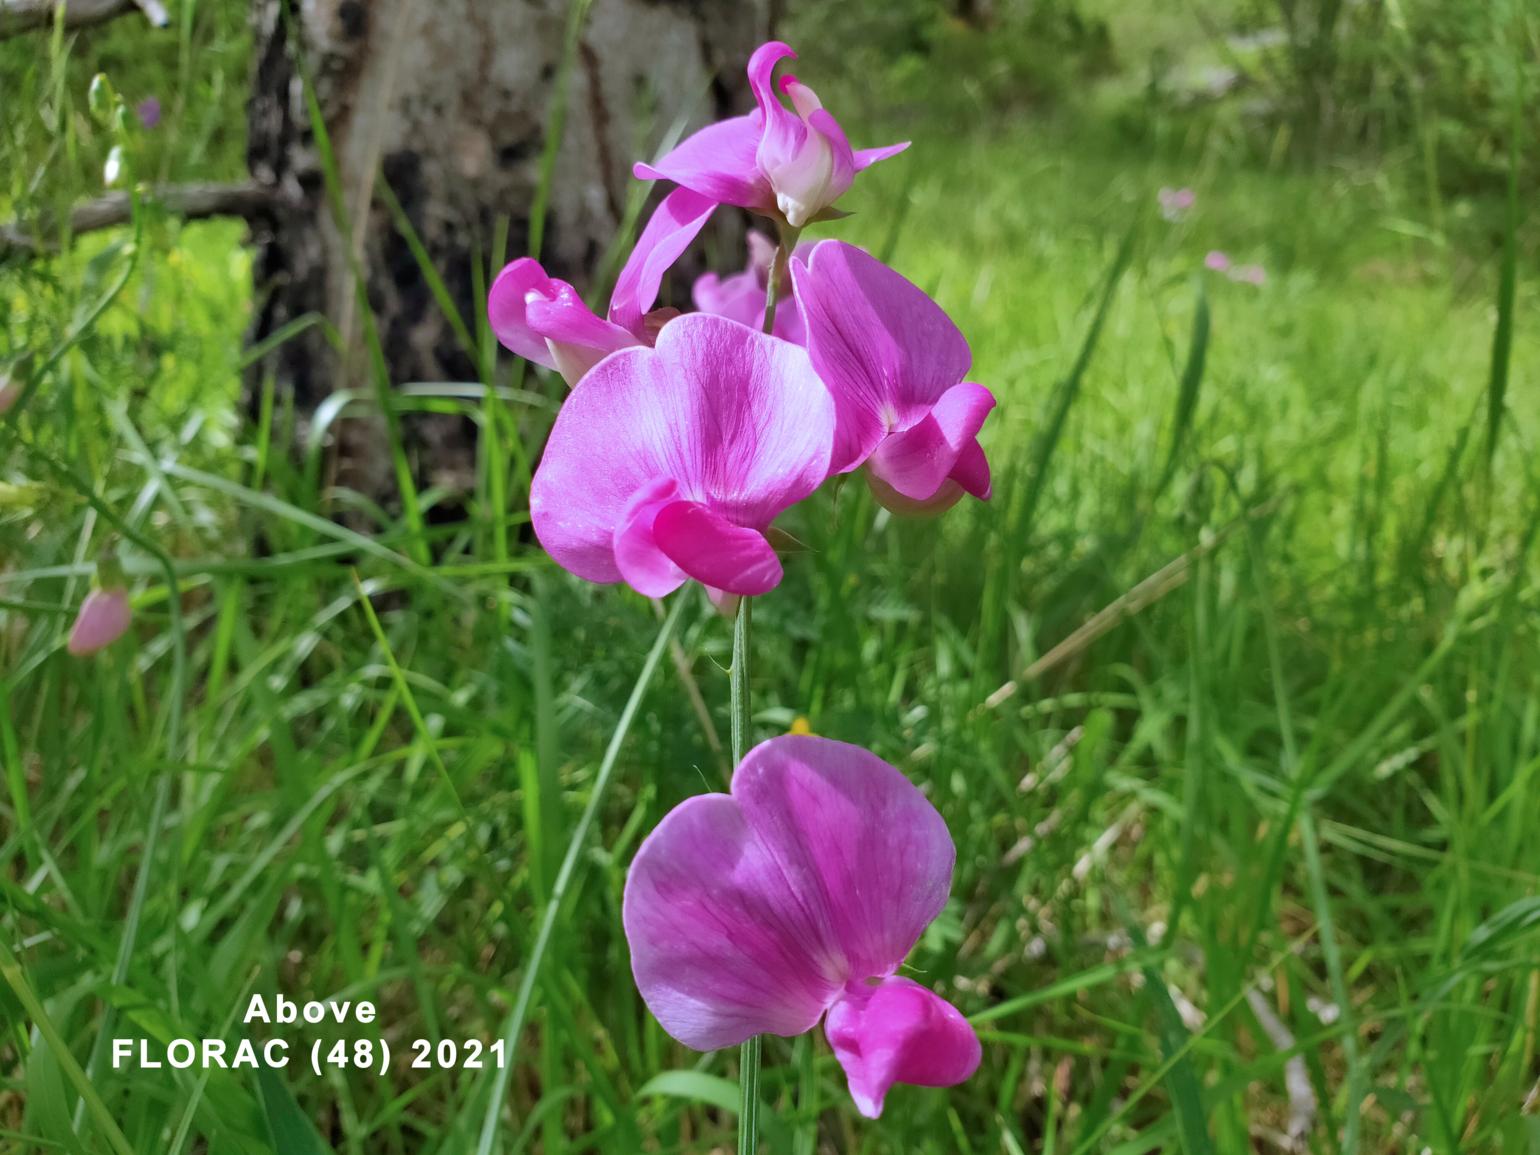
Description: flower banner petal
xmin=633 ymin=114 xmax=770 ymax=211
xmin=529 ymin=314 xmax=834 ymax=592
xmin=792 ymin=241 xmax=972 ymax=471
xmin=609 ymin=187 xmax=718 ymax=337
xmin=624 ymin=792 xmax=843 ymax=1051
xmin=734 ymin=736 xmax=955 ymax=983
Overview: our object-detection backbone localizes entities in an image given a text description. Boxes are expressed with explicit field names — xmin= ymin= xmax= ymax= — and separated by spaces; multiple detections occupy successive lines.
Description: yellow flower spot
xmin=789 ymin=715 xmax=813 ymax=736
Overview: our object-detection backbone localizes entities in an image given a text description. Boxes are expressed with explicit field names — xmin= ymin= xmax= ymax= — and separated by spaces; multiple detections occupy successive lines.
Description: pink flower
xmin=791 ymin=241 xmax=995 ymax=516
xmin=67 ymin=587 xmax=131 ymax=656
xmin=1158 ymin=186 xmax=1195 ymax=221
xmin=635 ymin=42 xmax=908 ymax=230
xmin=136 ymin=97 xmax=162 ymax=129
xmin=0 ymin=379 xmax=19 ymax=417
xmin=489 ymin=187 xmax=716 ymax=385
xmin=624 ymin=735 xmax=981 ymax=1119
xmin=1204 ymin=250 xmax=1231 ymax=272
xmin=529 ymin=313 xmax=834 ymax=601
xmin=691 ymin=230 xmax=807 ymax=344
xmin=1231 ymin=263 xmax=1266 ymax=286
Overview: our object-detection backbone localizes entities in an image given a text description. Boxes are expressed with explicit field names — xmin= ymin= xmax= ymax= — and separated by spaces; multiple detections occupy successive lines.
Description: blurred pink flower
xmin=1204 ymin=250 xmax=1232 ymax=272
xmin=1231 ymin=263 xmax=1267 ymax=286
xmin=792 ymin=241 xmax=994 ymax=516
xmin=624 ymin=735 xmax=981 ymax=1118
xmin=1158 ymin=186 xmax=1195 ymax=221
xmin=691 ymin=230 xmax=807 ymax=344
xmin=489 ymin=187 xmax=715 ymax=386
xmin=136 ymin=97 xmax=162 ymax=129
xmin=529 ymin=313 xmax=834 ymax=601
xmin=67 ymin=587 xmax=131 ymax=656
xmin=635 ymin=42 xmax=908 ymax=230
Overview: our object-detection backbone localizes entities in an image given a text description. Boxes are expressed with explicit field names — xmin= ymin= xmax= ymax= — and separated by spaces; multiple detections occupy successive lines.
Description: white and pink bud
xmin=67 ymin=587 xmax=132 ymax=656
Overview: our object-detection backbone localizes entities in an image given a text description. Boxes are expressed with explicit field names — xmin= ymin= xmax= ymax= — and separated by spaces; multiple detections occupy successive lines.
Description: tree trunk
xmin=246 ymin=0 xmax=771 ymax=508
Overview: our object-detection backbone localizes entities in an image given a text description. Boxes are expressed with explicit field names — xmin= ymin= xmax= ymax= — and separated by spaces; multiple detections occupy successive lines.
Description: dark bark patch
xmin=338 ymin=0 xmax=366 ymax=39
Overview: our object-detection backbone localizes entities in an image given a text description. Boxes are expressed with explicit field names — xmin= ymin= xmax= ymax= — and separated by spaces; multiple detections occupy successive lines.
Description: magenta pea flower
xmin=692 ymin=230 xmax=807 ymax=344
xmin=67 ymin=587 xmax=131 ymax=656
xmin=624 ymin=734 xmax=981 ymax=1118
xmin=635 ymin=41 xmax=908 ymax=230
xmin=529 ymin=313 xmax=834 ymax=601
xmin=1158 ymin=186 xmax=1195 ymax=221
xmin=1204 ymin=250 xmax=1231 ymax=272
xmin=489 ymin=187 xmax=716 ymax=385
xmin=791 ymin=241 xmax=995 ymax=515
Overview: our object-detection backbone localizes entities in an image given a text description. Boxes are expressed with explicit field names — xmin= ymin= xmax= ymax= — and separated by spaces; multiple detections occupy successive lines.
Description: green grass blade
xmin=474 ymin=594 xmax=685 ymax=1154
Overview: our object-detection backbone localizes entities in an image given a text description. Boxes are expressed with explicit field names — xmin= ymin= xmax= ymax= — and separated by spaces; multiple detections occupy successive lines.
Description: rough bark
xmin=246 ymin=0 xmax=771 ymax=509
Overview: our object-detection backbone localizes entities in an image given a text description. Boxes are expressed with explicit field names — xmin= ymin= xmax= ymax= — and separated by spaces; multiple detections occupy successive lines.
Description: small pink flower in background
xmin=624 ymin=735 xmax=981 ymax=1118
xmin=1158 ymin=186 xmax=1195 ymax=221
xmin=67 ymin=587 xmax=132 ymax=656
xmin=692 ymin=230 xmax=807 ymax=344
xmin=529 ymin=313 xmax=834 ymax=602
xmin=792 ymin=241 xmax=995 ymax=516
xmin=489 ymin=187 xmax=716 ymax=385
xmin=1203 ymin=251 xmax=1266 ymax=285
xmin=635 ymin=41 xmax=908 ymax=230
xmin=136 ymin=97 xmax=162 ymax=129
xmin=0 ymin=379 xmax=19 ymax=417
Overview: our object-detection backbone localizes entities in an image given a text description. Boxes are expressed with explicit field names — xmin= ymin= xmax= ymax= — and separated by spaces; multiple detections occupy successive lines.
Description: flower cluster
xmin=490 ymin=40 xmax=989 ymax=1122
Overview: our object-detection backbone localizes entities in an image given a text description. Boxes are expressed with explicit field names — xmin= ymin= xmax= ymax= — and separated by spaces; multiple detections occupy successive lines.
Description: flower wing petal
xmin=653 ymin=501 xmax=784 ymax=596
xmin=633 ymin=114 xmax=770 ymax=211
xmin=488 ymin=258 xmax=560 ymax=368
xmin=613 ymin=478 xmax=688 ymax=598
xmin=854 ymin=141 xmax=911 ymax=170
xmin=734 ymin=735 xmax=955 ymax=982
xmin=867 ymin=383 xmax=996 ymax=502
xmin=825 ymin=977 xmax=982 ymax=1119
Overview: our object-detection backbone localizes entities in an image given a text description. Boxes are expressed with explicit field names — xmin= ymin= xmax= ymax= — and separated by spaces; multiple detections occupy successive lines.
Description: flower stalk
xmin=761 ymin=226 xmax=801 ymax=336
xmin=730 ymin=596 xmax=760 ymax=1152
xmin=734 ymin=220 xmax=794 ymax=1153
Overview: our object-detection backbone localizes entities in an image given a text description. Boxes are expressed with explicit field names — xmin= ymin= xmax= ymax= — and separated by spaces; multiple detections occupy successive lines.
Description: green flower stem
xmin=730 ymin=597 xmax=761 ymax=1154
xmin=762 ymin=226 xmax=802 ymax=336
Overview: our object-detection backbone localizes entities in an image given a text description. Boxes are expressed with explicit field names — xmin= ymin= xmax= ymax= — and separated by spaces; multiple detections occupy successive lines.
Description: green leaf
xmin=636 ymin=1070 xmax=741 ymax=1115
xmin=255 ymin=1067 xmax=334 ymax=1155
